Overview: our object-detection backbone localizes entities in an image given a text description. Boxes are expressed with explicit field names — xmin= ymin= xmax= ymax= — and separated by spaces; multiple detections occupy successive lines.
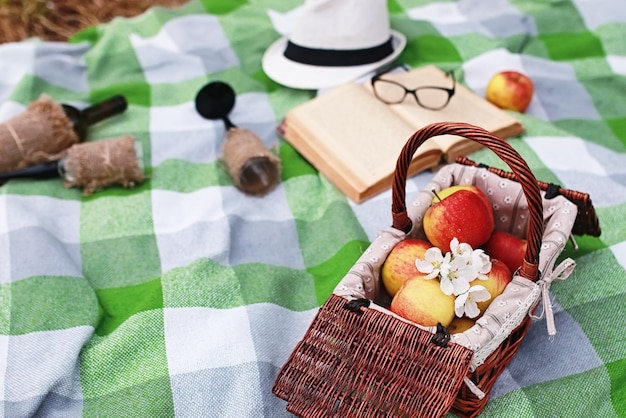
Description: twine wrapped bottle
xmin=0 ymin=94 xmax=127 ymax=173
xmin=0 ymin=135 xmax=145 ymax=196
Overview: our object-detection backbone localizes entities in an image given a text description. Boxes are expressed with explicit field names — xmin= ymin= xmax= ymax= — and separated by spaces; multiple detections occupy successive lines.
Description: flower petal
xmin=440 ymin=277 xmax=455 ymax=295
xmin=464 ymin=300 xmax=481 ymax=318
xmin=450 ymin=237 xmax=459 ymax=253
xmin=450 ymin=255 xmax=468 ymax=270
xmin=454 ymin=241 xmax=473 ymax=260
xmin=425 ymin=247 xmax=443 ymax=262
xmin=455 ymin=292 xmax=468 ymax=317
xmin=472 ymin=250 xmax=492 ymax=274
xmin=452 ymin=277 xmax=470 ymax=296
xmin=424 ymin=270 xmax=439 ymax=280
xmin=469 ymin=285 xmax=491 ymax=302
xmin=415 ymin=259 xmax=434 ymax=274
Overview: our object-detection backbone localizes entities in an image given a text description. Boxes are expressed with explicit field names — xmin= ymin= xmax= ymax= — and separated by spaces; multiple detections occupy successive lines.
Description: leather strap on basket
xmin=391 ymin=122 xmax=544 ymax=281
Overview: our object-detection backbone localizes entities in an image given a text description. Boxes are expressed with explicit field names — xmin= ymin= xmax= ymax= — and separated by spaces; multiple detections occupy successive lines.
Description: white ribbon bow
xmin=531 ymin=258 xmax=577 ymax=336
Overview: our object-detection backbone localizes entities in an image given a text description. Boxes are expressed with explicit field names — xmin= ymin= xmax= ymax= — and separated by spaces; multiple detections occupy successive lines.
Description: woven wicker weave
xmin=274 ymin=294 xmax=474 ymax=418
xmin=273 ymin=122 xmax=599 ymax=417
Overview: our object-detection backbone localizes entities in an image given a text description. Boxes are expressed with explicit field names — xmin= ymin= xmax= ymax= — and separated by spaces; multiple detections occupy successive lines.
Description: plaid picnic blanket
xmin=1 ymin=0 xmax=625 ymax=417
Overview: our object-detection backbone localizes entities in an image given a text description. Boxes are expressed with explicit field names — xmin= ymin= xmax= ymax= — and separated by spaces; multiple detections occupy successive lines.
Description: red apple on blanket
xmin=485 ymin=70 xmax=534 ymax=113
xmin=469 ymin=258 xmax=512 ymax=314
xmin=381 ymin=239 xmax=432 ymax=297
xmin=423 ymin=185 xmax=495 ymax=252
xmin=390 ymin=277 xmax=456 ymax=327
xmin=483 ymin=230 xmax=528 ymax=274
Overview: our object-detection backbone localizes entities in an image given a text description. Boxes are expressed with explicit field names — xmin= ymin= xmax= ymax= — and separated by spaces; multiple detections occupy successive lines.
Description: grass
xmin=0 ymin=0 xmax=189 ymax=43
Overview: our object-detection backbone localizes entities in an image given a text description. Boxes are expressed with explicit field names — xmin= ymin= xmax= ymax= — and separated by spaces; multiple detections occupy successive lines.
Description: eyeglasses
xmin=371 ymin=69 xmax=456 ymax=110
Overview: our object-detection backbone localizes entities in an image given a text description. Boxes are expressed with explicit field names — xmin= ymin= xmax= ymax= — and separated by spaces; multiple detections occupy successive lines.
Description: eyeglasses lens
xmin=373 ymin=80 xmax=406 ymax=104
xmin=415 ymin=88 xmax=451 ymax=110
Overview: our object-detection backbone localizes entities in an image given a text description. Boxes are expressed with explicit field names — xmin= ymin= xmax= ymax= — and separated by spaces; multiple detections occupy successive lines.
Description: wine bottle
xmin=0 ymin=94 xmax=129 ymax=174
xmin=0 ymin=136 xmax=144 ymax=195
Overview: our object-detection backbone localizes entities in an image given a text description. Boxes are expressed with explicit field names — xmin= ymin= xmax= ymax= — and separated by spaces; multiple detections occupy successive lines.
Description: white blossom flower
xmin=415 ymin=238 xmax=493 ymax=313
xmin=439 ymin=265 xmax=471 ymax=296
xmin=470 ymin=249 xmax=492 ymax=280
xmin=415 ymin=247 xmax=450 ymax=280
xmin=455 ymin=285 xmax=491 ymax=318
xmin=438 ymin=252 xmax=474 ymax=295
xmin=450 ymin=238 xmax=472 ymax=260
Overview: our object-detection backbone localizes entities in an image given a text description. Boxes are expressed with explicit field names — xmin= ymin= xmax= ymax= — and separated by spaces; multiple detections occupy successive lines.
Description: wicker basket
xmin=273 ymin=122 xmax=600 ymax=418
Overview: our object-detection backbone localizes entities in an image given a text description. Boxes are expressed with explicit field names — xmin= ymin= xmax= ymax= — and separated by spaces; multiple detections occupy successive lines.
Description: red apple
xmin=437 ymin=185 xmax=493 ymax=216
xmin=381 ymin=239 xmax=432 ymax=297
xmin=423 ymin=186 xmax=495 ymax=252
xmin=483 ymin=230 xmax=528 ymax=274
xmin=390 ymin=277 xmax=456 ymax=327
xmin=485 ymin=70 xmax=534 ymax=113
xmin=470 ymin=258 xmax=512 ymax=314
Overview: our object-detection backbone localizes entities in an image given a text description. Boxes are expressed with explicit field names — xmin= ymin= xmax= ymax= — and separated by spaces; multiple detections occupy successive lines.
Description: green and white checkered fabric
xmin=0 ymin=0 xmax=625 ymax=416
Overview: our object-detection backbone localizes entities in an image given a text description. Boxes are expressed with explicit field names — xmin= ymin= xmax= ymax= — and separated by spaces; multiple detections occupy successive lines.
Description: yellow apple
xmin=423 ymin=186 xmax=495 ymax=252
xmin=485 ymin=70 xmax=534 ymax=113
xmin=483 ymin=230 xmax=528 ymax=274
xmin=390 ymin=277 xmax=455 ymax=327
xmin=470 ymin=258 xmax=512 ymax=313
xmin=448 ymin=316 xmax=476 ymax=334
xmin=381 ymin=238 xmax=432 ymax=297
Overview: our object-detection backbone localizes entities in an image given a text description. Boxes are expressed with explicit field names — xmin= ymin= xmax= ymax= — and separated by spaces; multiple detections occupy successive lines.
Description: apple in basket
xmin=485 ymin=70 xmax=534 ymax=113
xmin=469 ymin=258 xmax=513 ymax=314
xmin=448 ymin=316 xmax=476 ymax=334
xmin=483 ymin=230 xmax=528 ymax=274
xmin=381 ymin=239 xmax=432 ymax=297
xmin=390 ymin=277 xmax=456 ymax=327
xmin=423 ymin=185 xmax=495 ymax=252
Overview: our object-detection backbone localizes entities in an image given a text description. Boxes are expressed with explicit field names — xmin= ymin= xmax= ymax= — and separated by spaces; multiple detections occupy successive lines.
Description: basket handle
xmin=391 ymin=122 xmax=544 ymax=281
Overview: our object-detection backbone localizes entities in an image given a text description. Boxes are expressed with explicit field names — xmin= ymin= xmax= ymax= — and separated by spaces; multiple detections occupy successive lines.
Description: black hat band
xmin=283 ymin=36 xmax=394 ymax=67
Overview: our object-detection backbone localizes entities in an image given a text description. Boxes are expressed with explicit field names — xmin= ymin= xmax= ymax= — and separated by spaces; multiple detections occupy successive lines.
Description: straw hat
xmin=262 ymin=0 xmax=406 ymax=90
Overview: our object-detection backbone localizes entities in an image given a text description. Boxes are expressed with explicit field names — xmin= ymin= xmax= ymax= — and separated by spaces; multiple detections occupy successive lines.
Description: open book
xmin=279 ymin=65 xmax=524 ymax=203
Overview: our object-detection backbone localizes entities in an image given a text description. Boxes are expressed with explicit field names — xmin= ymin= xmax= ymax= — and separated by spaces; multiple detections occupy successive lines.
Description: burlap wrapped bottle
xmin=0 ymin=94 xmax=79 ymax=172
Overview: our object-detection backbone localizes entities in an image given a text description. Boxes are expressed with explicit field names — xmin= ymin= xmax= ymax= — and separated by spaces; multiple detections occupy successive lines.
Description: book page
xmin=285 ymin=83 xmax=443 ymax=194
xmin=366 ymin=65 xmax=524 ymax=156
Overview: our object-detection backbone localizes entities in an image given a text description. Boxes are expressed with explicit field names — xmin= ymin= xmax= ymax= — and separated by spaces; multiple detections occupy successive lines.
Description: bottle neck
xmin=81 ymin=95 xmax=128 ymax=125
xmin=62 ymin=95 xmax=128 ymax=141
xmin=0 ymin=161 xmax=60 ymax=180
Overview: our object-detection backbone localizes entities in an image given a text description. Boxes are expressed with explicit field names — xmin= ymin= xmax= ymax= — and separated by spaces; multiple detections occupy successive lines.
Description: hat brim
xmin=262 ymin=30 xmax=407 ymax=90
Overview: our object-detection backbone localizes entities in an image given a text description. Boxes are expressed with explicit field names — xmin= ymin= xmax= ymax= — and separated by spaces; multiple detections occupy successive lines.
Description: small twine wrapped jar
xmin=62 ymin=135 xmax=145 ymax=196
xmin=222 ymin=128 xmax=281 ymax=196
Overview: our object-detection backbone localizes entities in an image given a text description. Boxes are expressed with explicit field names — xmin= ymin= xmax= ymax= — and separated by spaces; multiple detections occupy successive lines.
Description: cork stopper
xmin=62 ymin=135 xmax=145 ymax=196
xmin=0 ymin=94 xmax=79 ymax=172
xmin=222 ymin=128 xmax=281 ymax=196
